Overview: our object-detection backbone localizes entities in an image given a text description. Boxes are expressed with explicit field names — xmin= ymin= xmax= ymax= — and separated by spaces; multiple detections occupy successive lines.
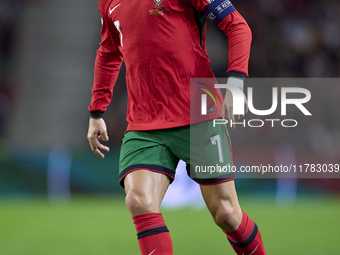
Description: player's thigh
xmin=120 ymin=130 xmax=178 ymax=215
xmin=124 ymin=169 xmax=170 ymax=215
xmin=119 ymin=130 xmax=178 ymax=188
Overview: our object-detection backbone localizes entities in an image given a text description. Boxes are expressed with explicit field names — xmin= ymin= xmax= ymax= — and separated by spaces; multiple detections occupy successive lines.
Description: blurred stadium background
xmin=0 ymin=0 xmax=339 ymax=254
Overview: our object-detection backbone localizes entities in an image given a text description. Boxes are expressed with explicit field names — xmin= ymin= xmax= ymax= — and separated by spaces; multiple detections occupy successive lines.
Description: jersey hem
xmin=126 ymin=113 xmax=222 ymax=131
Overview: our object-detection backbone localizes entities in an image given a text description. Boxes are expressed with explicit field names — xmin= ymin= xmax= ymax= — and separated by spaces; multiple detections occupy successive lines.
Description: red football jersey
xmin=89 ymin=0 xmax=251 ymax=131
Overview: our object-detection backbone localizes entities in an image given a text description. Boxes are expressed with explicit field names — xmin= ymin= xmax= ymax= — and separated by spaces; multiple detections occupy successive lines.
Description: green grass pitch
xmin=0 ymin=196 xmax=339 ymax=254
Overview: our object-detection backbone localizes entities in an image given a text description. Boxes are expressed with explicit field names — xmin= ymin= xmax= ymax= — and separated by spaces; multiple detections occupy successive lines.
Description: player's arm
xmin=209 ymin=4 xmax=252 ymax=78
xmin=205 ymin=2 xmax=251 ymax=127
xmin=87 ymin=11 xmax=123 ymax=158
xmin=190 ymin=0 xmax=251 ymax=127
xmin=205 ymin=3 xmax=251 ymax=127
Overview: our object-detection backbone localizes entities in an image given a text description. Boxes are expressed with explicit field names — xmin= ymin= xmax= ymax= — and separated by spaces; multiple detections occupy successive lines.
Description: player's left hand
xmin=222 ymin=79 xmax=248 ymax=129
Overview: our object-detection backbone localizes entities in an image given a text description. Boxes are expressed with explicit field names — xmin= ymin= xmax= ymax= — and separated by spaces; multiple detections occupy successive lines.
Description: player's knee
xmin=212 ymin=202 xmax=239 ymax=231
xmin=125 ymin=190 xmax=155 ymax=214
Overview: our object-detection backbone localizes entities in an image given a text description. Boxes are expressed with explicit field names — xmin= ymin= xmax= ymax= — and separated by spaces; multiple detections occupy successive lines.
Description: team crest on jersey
xmin=149 ymin=0 xmax=168 ymax=16
xmin=154 ymin=0 xmax=163 ymax=8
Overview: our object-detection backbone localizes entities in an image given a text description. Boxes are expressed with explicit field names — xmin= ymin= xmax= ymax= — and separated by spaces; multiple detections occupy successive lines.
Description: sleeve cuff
xmin=90 ymin=111 xmax=104 ymax=119
xmin=227 ymin=71 xmax=246 ymax=80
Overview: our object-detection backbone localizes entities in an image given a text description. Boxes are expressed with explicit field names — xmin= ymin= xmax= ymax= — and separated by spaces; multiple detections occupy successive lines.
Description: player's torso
xmin=99 ymin=0 xmax=216 ymax=130
xmin=99 ymin=0 xmax=211 ymax=76
xmin=101 ymin=0 xmax=198 ymax=47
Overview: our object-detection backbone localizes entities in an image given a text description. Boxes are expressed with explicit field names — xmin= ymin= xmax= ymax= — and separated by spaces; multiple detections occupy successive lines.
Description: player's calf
xmin=133 ymin=212 xmax=173 ymax=255
xmin=224 ymin=211 xmax=266 ymax=255
xmin=200 ymin=182 xmax=266 ymax=255
xmin=126 ymin=191 xmax=174 ymax=255
xmin=124 ymin=170 xmax=173 ymax=255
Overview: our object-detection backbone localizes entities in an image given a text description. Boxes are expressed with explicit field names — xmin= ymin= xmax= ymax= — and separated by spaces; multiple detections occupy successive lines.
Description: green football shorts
xmin=119 ymin=120 xmax=235 ymax=188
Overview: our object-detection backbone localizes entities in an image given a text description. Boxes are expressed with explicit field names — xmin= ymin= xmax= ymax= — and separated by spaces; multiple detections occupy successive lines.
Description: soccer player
xmin=87 ymin=0 xmax=266 ymax=254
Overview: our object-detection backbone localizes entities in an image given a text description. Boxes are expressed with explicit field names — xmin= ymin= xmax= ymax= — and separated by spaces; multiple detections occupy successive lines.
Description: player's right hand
xmin=87 ymin=118 xmax=110 ymax=159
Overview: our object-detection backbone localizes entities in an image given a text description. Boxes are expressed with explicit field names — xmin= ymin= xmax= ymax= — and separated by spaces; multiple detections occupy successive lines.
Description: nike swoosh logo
xmin=242 ymin=245 xmax=259 ymax=255
xmin=109 ymin=3 xmax=121 ymax=15
xmin=249 ymin=245 xmax=259 ymax=255
xmin=148 ymin=248 xmax=157 ymax=255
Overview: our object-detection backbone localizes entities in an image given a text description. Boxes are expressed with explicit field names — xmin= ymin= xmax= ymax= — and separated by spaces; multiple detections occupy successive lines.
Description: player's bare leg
xmin=201 ymin=180 xmax=266 ymax=255
xmin=124 ymin=170 xmax=173 ymax=255
xmin=124 ymin=170 xmax=169 ymax=216
xmin=200 ymin=180 xmax=242 ymax=231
